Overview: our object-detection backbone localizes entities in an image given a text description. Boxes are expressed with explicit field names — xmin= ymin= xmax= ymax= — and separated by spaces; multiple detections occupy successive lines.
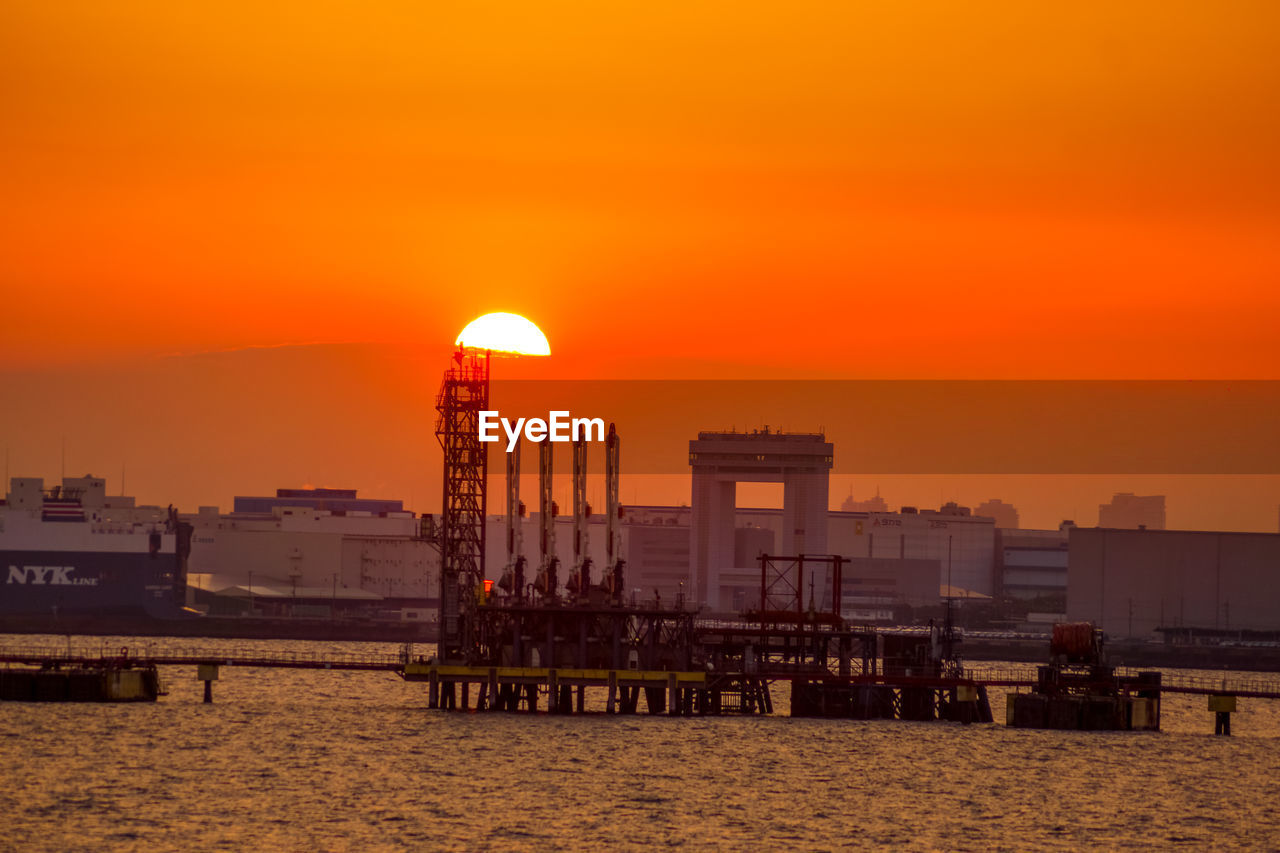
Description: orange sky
xmin=2 ymin=2 xmax=1279 ymax=377
xmin=2 ymin=4 xmax=1280 ymax=525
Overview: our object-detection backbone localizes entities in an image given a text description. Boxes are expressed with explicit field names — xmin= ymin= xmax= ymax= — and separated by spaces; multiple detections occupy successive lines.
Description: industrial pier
xmin=391 ymin=338 xmax=1273 ymax=731
xmin=6 ymin=332 xmax=1278 ymax=737
xmin=416 ymin=344 xmax=1000 ymax=722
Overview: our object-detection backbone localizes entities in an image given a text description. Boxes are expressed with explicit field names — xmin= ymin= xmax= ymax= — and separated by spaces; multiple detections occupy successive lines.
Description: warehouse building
xmin=1067 ymin=527 xmax=1280 ymax=638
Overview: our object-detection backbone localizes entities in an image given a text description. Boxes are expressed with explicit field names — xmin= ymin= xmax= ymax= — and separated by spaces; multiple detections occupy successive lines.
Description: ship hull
xmin=2 ymin=548 xmax=184 ymax=617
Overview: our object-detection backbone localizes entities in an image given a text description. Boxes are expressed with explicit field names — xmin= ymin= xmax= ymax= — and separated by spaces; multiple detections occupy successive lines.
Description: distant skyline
xmin=4 ymin=345 xmax=1279 ymax=532
xmin=3 ymin=4 xmax=1278 ymax=533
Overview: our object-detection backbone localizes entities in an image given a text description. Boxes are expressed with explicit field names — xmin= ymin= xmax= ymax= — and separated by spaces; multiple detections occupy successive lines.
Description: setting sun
xmin=455 ymin=312 xmax=551 ymax=356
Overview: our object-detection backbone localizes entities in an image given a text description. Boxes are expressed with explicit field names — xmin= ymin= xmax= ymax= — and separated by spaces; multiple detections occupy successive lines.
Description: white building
xmin=184 ymin=490 xmax=439 ymax=608
xmin=828 ymin=507 xmax=996 ymax=598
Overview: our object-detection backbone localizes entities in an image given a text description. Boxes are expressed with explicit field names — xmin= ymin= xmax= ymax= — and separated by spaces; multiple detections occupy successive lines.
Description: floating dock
xmin=0 ymin=658 xmax=161 ymax=702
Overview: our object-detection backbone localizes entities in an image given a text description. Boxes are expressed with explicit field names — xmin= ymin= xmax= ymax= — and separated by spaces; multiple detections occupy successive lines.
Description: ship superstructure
xmin=1 ymin=476 xmax=191 ymax=617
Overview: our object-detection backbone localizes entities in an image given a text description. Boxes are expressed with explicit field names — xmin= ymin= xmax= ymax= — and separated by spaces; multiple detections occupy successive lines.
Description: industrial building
xmin=184 ymin=488 xmax=439 ymax=619
xmin=828 ymin=504 xmax=997 ymax=599
xmin=502 ymin=500 xmax=998 ymax=616
xmin=1067 ymin=527 xmax=1280 ymax=637
xmin=997 ymin=527 xmax=1070 ymax=602
xmin=838 ymin=558 xmax=940 ymax=622
xmin=185 ymin=481 xmax=1001 ymax=621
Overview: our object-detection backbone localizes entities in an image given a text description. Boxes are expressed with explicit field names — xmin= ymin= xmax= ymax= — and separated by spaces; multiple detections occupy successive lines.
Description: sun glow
xmin=455 ymin=312 xmax=551 ymax=356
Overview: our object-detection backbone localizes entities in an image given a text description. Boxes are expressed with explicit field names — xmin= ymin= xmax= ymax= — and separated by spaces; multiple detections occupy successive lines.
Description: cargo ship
xmin=1 ymin=475 xmax=192 ymax=619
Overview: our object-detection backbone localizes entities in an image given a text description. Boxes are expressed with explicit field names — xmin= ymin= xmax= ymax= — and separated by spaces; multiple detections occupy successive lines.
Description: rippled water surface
xmin=4 ymin=634 xmax=1280 ymax=851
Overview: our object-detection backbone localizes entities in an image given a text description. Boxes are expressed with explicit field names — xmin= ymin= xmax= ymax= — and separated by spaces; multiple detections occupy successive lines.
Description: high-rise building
xmin=975 ymin=498 xmax=1020 ymax=529
xmin=1098 ymin=492 xmax=1166 ymax=530
xmin=841 ymin=488 xmax=889 ymax=513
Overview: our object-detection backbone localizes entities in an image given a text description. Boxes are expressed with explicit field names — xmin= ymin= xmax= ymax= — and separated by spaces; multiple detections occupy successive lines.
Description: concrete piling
xmin=197 ymin=663 xmax=219 ymax=704
xmin=1210 ymin=694 xmax=1236 ymax=735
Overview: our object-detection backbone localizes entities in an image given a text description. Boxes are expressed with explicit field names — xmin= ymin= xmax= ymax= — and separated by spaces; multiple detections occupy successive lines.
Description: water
xmin=4 ymin=635 xmax=1280 ymax=851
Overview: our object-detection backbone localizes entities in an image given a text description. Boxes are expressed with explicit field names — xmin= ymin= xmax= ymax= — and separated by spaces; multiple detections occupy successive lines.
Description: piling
xmin=1210 ymin=694 xmax=1236 ymax=735
xmin=197 ymin=663 xmax=219 ymax=704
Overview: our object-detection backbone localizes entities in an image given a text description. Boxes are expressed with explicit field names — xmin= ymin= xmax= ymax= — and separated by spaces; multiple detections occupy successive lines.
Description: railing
xmin=6 ymin=642 xmax=1280 ymax=698
xmin=1118 ymin=668 xmax=1280 ymax=697
xmin=0 ymin=642 xmax=409 ymax=671
xmin=966 ymin=662 xmax=1280 ymax=698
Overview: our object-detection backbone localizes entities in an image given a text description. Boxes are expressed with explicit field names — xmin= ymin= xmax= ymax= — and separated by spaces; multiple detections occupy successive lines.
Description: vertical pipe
xmin=832 ymin=555 xmax=843 ymax=623
xmin=539 ymin=441 xmax=556 ymax=599
xmin=605 ymin=424 xmax=622 ymax=601
xmin=759 ymin=553 xmax=768 ymax=630
xmin=572 ymin=437 xmax=589 ymax=594
xmin=505 ymin=438 xmax=523 ymax=600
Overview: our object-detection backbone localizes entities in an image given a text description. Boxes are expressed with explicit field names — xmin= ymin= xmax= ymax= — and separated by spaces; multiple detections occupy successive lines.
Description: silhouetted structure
xmin=1098 ymin=492 xmax=1165 ymax=530
xmin=975 ymin=498 xmax=1020 ymax=529
xmin=435 ymin=349 xmax=490 ymax=662
xmin=690 ymin=430 xmax=832 ymax=609
xmin=841 ymin=488 xmax=888 ymax=513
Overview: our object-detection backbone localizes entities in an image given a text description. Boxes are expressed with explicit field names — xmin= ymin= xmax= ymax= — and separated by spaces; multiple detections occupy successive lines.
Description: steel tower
xmin=435 ymin=348 xmax=489 ymax=663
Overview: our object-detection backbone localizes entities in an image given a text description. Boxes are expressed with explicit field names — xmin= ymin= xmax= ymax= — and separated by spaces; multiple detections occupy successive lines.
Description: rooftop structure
xmin=233 ymin=488 xmax=405 ymax=516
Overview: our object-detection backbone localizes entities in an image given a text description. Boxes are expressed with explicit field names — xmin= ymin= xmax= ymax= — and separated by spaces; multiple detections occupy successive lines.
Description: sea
xmin=3 ymin=634 xmax=1280 ymax=852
